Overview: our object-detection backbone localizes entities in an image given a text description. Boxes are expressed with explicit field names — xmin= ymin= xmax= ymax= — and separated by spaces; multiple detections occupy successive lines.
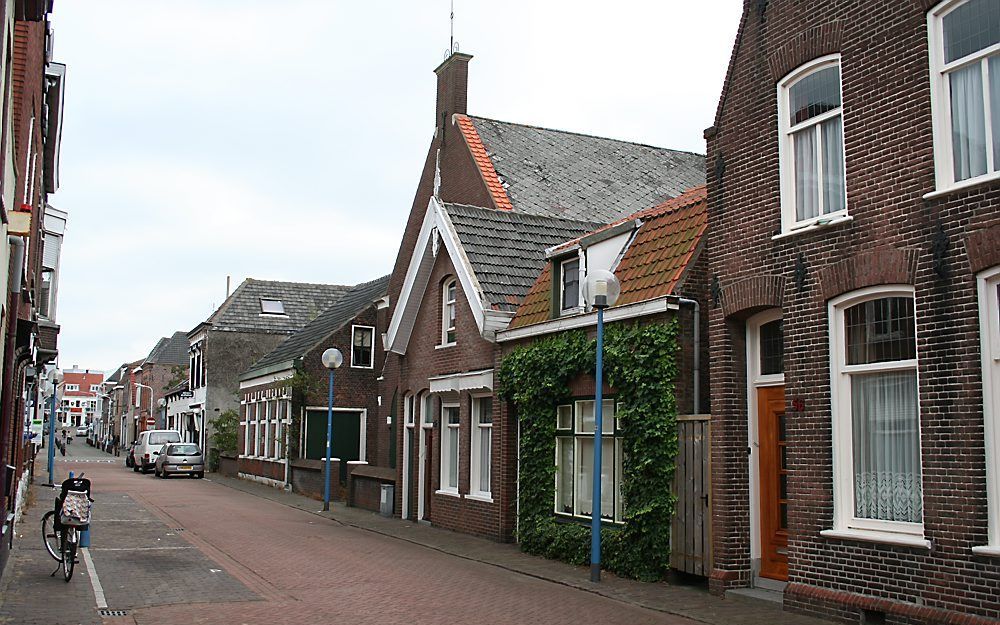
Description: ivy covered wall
xmin=497 ymin=320 xmax=680 ymax=581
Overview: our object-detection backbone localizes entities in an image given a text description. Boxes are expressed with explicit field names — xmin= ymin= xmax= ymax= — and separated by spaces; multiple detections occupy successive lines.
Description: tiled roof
xmin=510 ymin=185 xmax=707 ymax=329
xmin=243 ymin=275 xmax=389 ymax=379
xmin=462 ymin=115 xmax=705 ymax=223
xmin=202 ymin=278 xmax=349 ymax=335
xmin=145 ymin=331 xmax=190 ymax=366
xmin=443 ymin=203 xmax=601 ymax=312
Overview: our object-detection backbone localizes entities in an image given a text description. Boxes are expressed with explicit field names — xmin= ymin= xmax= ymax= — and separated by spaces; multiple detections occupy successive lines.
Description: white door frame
xmin=979 ymin=266 xmax=1000 ymax=551
xmin=402 ymin=394 xmax=413 ymax=520
xmin=417 ymin=393 xmax=434 ymax=521
xmin=746 ymin=308 xmax=785 ymax=588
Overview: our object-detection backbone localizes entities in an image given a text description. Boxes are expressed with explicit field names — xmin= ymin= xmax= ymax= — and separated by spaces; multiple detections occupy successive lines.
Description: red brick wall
xmin=707 ymin=1 xmax=1000 ymax=622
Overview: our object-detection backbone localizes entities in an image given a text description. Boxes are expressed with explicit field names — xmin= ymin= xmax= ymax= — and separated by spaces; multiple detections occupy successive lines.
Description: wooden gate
xmin=671 ymin=414 xmax=712 ymax=576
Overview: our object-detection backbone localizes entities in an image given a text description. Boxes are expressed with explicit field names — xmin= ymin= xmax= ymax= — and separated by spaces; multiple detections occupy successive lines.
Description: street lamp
xmin=320 ymin=347 xmax=344 ymax=512
xmin=45 ymin=369 xmax=64 ymax=486
xmin=582 ymin=269 xmax=620 ymax=583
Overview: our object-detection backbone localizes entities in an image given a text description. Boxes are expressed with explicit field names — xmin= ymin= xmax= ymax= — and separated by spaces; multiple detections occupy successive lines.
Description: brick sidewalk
xmin=206 ymin=474 xmax=827 ymax=625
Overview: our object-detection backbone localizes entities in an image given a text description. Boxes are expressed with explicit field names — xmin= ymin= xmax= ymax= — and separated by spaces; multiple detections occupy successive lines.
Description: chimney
xmin=434 ymin=52 xmax=473 ymax=137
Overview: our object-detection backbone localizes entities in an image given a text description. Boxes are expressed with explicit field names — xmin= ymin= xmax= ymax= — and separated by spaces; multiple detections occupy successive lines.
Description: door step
xmin=729 ymin=586 xmax=784 ymax=605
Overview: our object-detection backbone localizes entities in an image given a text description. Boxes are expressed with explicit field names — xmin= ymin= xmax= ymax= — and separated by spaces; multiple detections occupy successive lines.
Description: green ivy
xmin=497 ymin=321 xmax=679 ymax=582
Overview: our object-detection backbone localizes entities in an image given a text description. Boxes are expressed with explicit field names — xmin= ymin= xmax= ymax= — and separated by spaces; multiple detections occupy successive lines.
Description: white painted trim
xmin=470 ymin=394 xmax=493 ymax=499
xmin=972 ymin=545 xmax=1000 ymax=557
xmin=776 ymin=54 xmax=848 ymax=234
xmin=978 ymin=266 xmax=1000 ymax=549
xmin=828 ymin=285 xmax=926 ymax=539
xmin=435 ymin=489 xmax=461 ymax=498
xmin=496 ymin=296 xmax=680 ymax=342
xmin=437 ymin=204 xmax=488 ymax=333
xmin=238 ymin=472 xmax=286 ymax=489
xmin=417 ymin=393 xmax=432 ymax=521
xmin=440 ymin=400 xmax=460 ymax=494
xmin=350 ymin=325 xmax=376 ymax=369
xmin=239 ymin=370 xmax=294 ymax=390
xmin=820 ymin=528 xmax=932 ymax=550
xmin=428 ymin=369 xmax=493 ymax=393
xmin=465 ymin=493 xmax=493 ymax=504
xmin=770 ymin=214 xmax=853 ymax=241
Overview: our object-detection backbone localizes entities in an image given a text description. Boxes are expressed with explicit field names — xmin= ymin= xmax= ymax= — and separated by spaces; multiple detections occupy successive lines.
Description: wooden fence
xmin=671 ymin=414 xmax=712 ymax=576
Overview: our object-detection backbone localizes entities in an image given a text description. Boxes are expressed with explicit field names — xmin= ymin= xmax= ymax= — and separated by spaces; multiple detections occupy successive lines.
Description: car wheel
xmin=132 ymin=462 xmax=139 ymax=473
xmin=154 ymin=467 xmax=160 ymax=477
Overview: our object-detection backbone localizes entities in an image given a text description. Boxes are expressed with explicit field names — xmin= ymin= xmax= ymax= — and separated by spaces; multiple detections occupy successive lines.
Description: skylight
xmin=260 ymin=298 xmax=286 ymax=315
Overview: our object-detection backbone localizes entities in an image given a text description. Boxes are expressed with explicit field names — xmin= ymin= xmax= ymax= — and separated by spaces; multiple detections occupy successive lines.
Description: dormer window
xmin=260 ymin=298 xmax=286 ymax=315
xmin=441 ymin=279 xmax=457 ymax=346
xmin=560 ymin=258 xmax=581 ymax=313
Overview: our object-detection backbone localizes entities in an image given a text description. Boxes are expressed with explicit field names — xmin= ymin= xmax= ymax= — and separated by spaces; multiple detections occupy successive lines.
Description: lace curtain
xmin=950 ymin=63 xmax=988 ymax=181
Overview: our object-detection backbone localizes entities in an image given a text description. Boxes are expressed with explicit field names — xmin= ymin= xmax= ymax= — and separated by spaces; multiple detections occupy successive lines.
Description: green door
xmin=305 ymin=410 xmax=361 ymax=483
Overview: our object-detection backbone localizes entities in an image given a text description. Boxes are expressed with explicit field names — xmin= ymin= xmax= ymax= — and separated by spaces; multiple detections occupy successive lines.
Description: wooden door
xmin=757 ymin=385 xmax=788 ymax=581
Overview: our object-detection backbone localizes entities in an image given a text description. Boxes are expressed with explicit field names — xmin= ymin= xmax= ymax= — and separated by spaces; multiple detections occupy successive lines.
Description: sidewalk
xmin=207 ymin=474 xmax=828 ymax=625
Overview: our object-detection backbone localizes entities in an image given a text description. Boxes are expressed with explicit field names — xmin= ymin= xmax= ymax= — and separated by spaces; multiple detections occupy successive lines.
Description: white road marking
xmin=81 ymin=548 xmax=107 ymax=609
xmin=90 ymin=546 xmax=196 ymax=552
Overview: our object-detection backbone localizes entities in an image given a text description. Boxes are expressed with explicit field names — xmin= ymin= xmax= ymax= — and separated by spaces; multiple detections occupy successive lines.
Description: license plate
xmin=179 ymin=466 xmax=191 ymax=471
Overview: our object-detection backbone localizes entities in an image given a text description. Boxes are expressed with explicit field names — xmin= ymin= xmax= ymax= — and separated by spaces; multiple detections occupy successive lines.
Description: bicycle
xmin=41 ymin=473 xmax=92 ymax=582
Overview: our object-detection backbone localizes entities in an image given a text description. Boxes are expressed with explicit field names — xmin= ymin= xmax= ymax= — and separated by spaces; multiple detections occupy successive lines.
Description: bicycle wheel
xmin=61 ymin=528 xmax=76 ymax=581
xmin=41 ymin=511 xmax=61 ymax=561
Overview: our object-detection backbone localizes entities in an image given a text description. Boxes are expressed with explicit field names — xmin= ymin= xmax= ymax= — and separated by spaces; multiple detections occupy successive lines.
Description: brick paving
xmin=1 ymin=443 xmax=831 ymax=624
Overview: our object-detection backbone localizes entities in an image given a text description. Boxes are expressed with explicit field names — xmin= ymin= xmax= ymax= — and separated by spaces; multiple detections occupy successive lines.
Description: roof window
xmin=260 ymin=298 xmax=286 ymax=315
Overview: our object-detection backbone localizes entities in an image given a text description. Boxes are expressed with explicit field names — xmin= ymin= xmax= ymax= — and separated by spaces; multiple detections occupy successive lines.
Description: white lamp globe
xmin=583 ymin=269 xmax=621 ymax=309
xmin=321 ymin=348 xmax=344 ymax=370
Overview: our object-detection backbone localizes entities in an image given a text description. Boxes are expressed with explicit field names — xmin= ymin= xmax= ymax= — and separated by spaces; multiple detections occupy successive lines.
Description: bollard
xmin=80 ymin=528 xmax=90 ymax=547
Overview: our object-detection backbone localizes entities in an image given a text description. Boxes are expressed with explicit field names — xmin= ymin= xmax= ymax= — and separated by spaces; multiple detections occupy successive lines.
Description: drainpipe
xmin=677 ymin=298 xmax=701 ymax=414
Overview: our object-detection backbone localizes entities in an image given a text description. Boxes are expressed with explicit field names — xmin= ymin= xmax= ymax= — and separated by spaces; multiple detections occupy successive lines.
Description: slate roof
xmin=105 ymin=363 xmax=127 ymax=385
xmin=443 ymin=203 xmax=602 ymax=313
xmin=199 ymin=278 xmax=349 ymax=336
xmin=461 ymin=115 xmax=706 ymax=222
xmin=510 ymin=185 xmax=708 ymax=329
xmin=243 ymin=275 xmax=390 ymax=379
xmin=145 ymin=331 xmax=190 ymax=366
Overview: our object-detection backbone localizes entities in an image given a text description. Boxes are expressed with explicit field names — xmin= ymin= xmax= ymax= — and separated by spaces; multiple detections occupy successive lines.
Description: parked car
xmin=76 ymin=425 xmax=89 ymax=438
xmin=133 ymin=430 xmax=182 ymax=474
xmin=154 ymin=443 xmax=204 ymax=479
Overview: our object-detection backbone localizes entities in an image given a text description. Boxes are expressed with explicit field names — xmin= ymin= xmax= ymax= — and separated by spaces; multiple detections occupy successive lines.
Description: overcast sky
xmin=50 ymin=0 xmax=742 ymax=371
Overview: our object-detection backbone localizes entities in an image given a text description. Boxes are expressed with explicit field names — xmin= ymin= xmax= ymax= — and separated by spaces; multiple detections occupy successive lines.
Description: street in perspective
xmin=1 ymin=1 xmax=1000 ymax=625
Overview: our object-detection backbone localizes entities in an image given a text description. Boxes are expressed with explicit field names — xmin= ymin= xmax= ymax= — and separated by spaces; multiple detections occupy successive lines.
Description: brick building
xmin=237 ymin=276 xmax=388 ymax=499
xmin=59 ymin=367 xmax=104 ymax=428
xmin=705 ymin=1 xmax=1000 ymax=622
xmin=132 ymin=331 xmax=189 ymax=433
xmin=380 ymin=50 xmax=704 ymax=541
xmin=187 ymin=278 xmax=347 ymax=457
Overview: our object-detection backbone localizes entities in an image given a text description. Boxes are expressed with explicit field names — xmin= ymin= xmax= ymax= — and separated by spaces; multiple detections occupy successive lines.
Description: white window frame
xmin=260 ymin=298 xmax=286 ymax=315
xmin=976 ymin=266 xmax=1000 ymax=554
xmin=351 ymin=325 xmax=376 ymax=369
xmin=243 ymin=403 xmax=255 ymax=457
xmin=441 ymin=279 xmax=457 ymax=347
xmin=825 ymin=285 xmax=928 ymax=545
xmin=439 ymin=401 xmax=460 ymax=495
xmin=927 ymin=0 xmax=1000 ymax=194
xmin=777 ymin=54 xmax=849 ymax=233
xmin=90 ymin=385 xmax=101 ymax=393
xmin=469 ymin=394 xmax=493 ymax=500
xmin=65 ymin=384 xmax=79 ymax=392
xmin=554 ymin=399 xmax=622 ymax=523
xmin=559 ymin=257 xmax=583 ymax=314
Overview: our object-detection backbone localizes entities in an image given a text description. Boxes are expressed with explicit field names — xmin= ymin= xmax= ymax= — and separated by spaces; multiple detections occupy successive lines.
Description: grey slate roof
xmin=105 ymin=363 xmax=127 ymax=385
xmin=470 ymin=116 xmax=706 ymax=222
xmin=243 ymin=275 xmax=390 ymax=379
xmin=444 ymin=203 xmax=602 ymax=312
xmin=201 ymin=278 xmax=349 ymax=336
xmin=145 ymin=331 xmax=190 ymax=366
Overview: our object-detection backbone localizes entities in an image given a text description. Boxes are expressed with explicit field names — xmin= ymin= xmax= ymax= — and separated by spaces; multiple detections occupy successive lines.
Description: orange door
xmin=758 ymin=385 xmax=788 ymax=581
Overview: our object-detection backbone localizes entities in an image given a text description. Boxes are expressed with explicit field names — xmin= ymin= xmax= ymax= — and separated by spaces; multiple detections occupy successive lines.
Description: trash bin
xmin=379 ymin=483 xmax=394 ymax=517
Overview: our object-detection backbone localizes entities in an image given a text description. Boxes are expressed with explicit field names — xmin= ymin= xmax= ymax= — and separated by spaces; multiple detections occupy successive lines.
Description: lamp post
xmin=321 ymin=348 xmax=344 ymax=512
xmin=45 ymin=369 xmax=64 ymax=486
xmin=582 ymin=269 xmax=621 ymax=583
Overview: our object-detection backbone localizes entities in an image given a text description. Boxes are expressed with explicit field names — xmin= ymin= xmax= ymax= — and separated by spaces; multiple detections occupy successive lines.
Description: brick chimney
xmin=434 ymin=52 xmax=472 ymax=136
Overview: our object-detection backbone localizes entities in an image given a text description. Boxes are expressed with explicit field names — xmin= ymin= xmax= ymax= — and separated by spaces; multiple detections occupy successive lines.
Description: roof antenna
xmin=445 ymin=0 xmax=459 ymax=59
xmin=226 ymin=275 xmax=231 ymax=299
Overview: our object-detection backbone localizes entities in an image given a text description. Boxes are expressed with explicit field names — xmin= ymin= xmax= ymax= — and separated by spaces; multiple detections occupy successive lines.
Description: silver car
xmin=153 ymin=443 xmax=205 ymax=479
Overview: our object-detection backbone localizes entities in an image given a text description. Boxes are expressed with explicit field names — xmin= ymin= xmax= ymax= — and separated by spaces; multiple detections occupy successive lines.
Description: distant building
xmin=59 ymin=367 xmax=104 ymax=428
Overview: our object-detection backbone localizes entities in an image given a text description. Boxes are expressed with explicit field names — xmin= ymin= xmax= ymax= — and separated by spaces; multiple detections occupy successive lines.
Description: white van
xmin=133 ymin=430 xmax=182 ymax=474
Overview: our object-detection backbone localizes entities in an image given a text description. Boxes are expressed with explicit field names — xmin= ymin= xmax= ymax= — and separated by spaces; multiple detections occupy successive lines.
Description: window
xmin=39 ymin=269 xmax=53 ymax=318
xmin=351 ymin=326 xmax=375 ymax=368
xmin=440 ymin=404 xmax=460 ymax=493
xmin=260 ymin=298 xmax=285 ymax=315
xmin=66 ymin=384 xmax=79 ymax=392
xmin=442 ymin=280 xmax=457 ymax=345
xmin=829 ymin=289 xmax=923 ymax=539
xmin=560 ymin=258 xmax=581 ymax=312
xmin=470 ymin=396 xmax=492 ymax=498
xmin=90 ymin=385 xmax=101 ymax=393
xmin=244 ymin=403 xmax=256 ymax=456
xmin=778 ymin=55 xmax=847 ymax=231
xmin=555 ymin=399 xmax=622 ymax=523
xmin=978 ymin=267 xmax=1000 ymax=551
xmin=929 ymin=0 xmax=1000 ymax=189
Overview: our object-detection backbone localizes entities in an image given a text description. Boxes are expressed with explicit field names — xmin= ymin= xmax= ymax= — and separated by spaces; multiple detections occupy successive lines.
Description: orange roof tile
xmin=509 ymin=185 xmax=707 ymax=329
xmin=455 ymin=115 xmax=514 ymax=212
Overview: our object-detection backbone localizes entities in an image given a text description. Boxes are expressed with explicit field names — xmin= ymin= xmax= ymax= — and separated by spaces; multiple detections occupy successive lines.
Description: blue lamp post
xmin=321 ymin=347 xmax=344 ymax=512
xmin=582 ymin=269 xmax=621 ymax=583
xmin=45 ymin=369 xmax=63 ymax=486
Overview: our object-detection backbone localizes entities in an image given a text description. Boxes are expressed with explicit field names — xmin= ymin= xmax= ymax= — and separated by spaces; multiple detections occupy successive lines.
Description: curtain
xmin=990 ymin=56 xmax=1000 ymax=168
xmin=794 ymin=127 xmax=819 ymax=221
xmin=822 ymin=116 xmax=845 ymax=214
xmin=479 ymin=425 xmax=491 ymax=492
xmin=576 ymin=438 xmax=614 ymax=519
xmin=950 ymin=63 xmax=987 ymax=181
xmin=557 ymin=438 xmax=573 ymax=513
xmin=448 ymin=426 xmax=458 ymax=489
xmin=852 ymin=371 xmax=922 ymax=523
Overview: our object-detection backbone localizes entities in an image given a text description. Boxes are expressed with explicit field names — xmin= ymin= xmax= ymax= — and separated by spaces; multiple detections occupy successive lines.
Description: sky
xmin=50 ymin=0 xmax=743 ymax=371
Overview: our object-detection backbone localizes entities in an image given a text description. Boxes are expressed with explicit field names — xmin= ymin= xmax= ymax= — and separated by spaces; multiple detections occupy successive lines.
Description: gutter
xmin=496 ymin=296 xmax=679 ymax=343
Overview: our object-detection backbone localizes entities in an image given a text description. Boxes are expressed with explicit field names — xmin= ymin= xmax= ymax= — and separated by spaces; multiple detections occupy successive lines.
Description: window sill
xmin=350 ymin=364 xmax=374 ymax=370
xmin=772 ymin=214 xmax=853 ymax=241
xmin=434 ymin=489 xmax=461 ymax=498
xmin=923 ymin=171 xmax=1000 ymax=200
xmin=466 ymin=493 xmax=493 ymax=504
xmin=972 ymin=545 xmax=1000 ymax=557
xmin=435 ymin=343 xmax=457 ymax=350
xmin=820 ymin=528 xmax=931 ymax=550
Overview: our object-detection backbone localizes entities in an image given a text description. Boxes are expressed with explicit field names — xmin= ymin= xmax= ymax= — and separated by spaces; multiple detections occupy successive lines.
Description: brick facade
xmin=706 ymin=1 xmax=1000 ymax=623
